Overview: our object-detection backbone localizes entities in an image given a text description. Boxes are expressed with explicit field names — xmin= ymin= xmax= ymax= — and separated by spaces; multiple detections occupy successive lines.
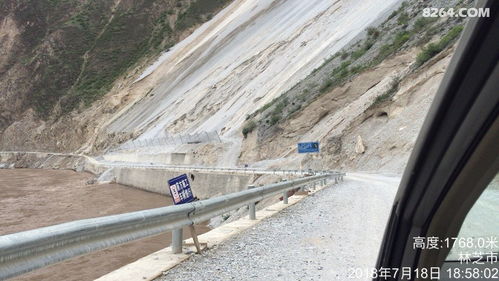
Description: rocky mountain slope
xmin=239 ymin=0 xmax=470 ymax=173
xmin=0 ymin=0 xmax=231 ymax=151
xmin=1 ymin=0 xmax=472 ymax=174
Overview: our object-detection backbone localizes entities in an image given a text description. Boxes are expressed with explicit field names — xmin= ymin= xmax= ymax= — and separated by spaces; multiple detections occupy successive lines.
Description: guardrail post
xmin=283 ymin=191 xmax=288 ymax=204
xmin=172 ymin=228 xmax=183 ymax=254
xmin=248 ymin=185 xmax=256 ymax=220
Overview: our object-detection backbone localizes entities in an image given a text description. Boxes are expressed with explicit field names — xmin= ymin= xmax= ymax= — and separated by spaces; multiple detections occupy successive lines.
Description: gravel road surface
xmin=157 ymin=173 xmax=400 ymax=281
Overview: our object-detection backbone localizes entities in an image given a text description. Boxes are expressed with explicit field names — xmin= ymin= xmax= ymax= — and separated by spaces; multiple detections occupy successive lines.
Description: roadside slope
xmin=105 ymin=0 xmax=400 ymax=141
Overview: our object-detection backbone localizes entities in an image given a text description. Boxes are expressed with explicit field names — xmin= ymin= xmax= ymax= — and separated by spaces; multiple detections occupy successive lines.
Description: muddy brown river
xmin=0 ymin=169 xmax=209 ymax=281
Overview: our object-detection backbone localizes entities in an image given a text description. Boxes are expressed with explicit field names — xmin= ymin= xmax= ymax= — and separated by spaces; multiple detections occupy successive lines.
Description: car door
xmin=374 ymin=0 xmax=499 ymax=280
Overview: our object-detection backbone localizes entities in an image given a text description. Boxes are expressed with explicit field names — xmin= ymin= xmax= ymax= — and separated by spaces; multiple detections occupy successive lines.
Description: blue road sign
xmin=168 ymin=174 xmax=195 ymax=205
xmin=297 ymin=142 xmax=319 ymax=153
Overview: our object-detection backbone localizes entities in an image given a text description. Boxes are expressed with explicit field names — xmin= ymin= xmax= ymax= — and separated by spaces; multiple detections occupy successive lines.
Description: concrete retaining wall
xmin=103 ymin=152 xmax=192 ymax=165
xmin=113 ymin=167 xmax=251 ymax=199
xmin=0 ymin=152 xmax=251 ymax=199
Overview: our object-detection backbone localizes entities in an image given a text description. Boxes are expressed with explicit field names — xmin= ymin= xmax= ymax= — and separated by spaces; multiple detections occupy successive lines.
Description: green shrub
xmin=332 ymin=61 xmax=350 ymax=74
xmin=338 ymin=67 xmax=349 ymax=79
xmin=372 ymin=31 xmax=410 ymax=64
xmin=320 ymin=79 xmax=333 ymax=93
xmin=271 ymin=98 xmax=288 ymax=116
xmin=415 ymin=43 xmax=440 ymax=66
xmin=350 ymin=64 xmax=367 ymax=75
xmin=376 ymin=43 xmax=394 ymax=61
xmin=415 ymin=25 xmax=463 ymax=67
xmin=417 ymin=25 xmax=440 ymax=45
xmin=242 ymin=120 xmax=257 ymax=138
xmin=366 ymin=27 xmax=380 ymax=39
xmin=413 ymin=17 xmax=437 ymax=33
xmin=261 ymin=101 xmax=273 ymax=112
xmin=372 ymin=79 xmax=399 ymax=106
xmin=397 ymin=12 xmax=409 ymax=26
xmin=351 ymin=47 xmax=367 ymax=60
xmin=270 ymin=114 xmax=281 ymax=126
xmin=439 ymin=25 xmax=464 ymax=47
xmin=298 ymin=92 xmax=307 ymax=102
xmin=393 ymin=31 xmax=410 ymax=47
xmin=387 ymin=10 xmax=397 ymax=21
xmin=176 ymin=0 xmax=229 ymax=30
xmin=350 ymin=37 xmax=374 ymax=60
xmin=253 ymin=100 xmax=274 ymax=116
xmin=364 ymin=39 xmax=375 ymax=50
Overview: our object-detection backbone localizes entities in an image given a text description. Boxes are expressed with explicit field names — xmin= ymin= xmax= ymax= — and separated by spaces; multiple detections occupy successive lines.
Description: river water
xmin=0 ymin=169 xmax=209 ymax=281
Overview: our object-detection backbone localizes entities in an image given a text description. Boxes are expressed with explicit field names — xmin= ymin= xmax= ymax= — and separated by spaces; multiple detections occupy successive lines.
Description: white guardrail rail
xmin=100 ymin=161 xmax=324 ymax=176
xmin=0 ymin=172 xmax=344 ymax=280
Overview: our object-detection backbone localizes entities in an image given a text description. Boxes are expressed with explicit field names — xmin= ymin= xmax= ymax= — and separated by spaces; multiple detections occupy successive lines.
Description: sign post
xmin=297 ymin=142 xmax=319 ymax=153
xmin=168 ymin=174 xmax=195 ymax=205
xmin=297 ymin=142 xmax=320 ymax=172
xmin=167 ymin=174 xmax=202 ymax=253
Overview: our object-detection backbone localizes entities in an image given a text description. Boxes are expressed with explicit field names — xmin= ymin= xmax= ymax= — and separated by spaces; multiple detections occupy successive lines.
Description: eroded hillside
xmin=239 ymin=0 xmax=470 ymax=173
xmin=102 ymin=0 xmax=402 ymax=143
xmin=240 ymin=46 xmax=457 ymax=173
xmin=0 ymin=0 xmax=231 ymax=151
xmin=1 ymin=0 xmax=472 ymax=174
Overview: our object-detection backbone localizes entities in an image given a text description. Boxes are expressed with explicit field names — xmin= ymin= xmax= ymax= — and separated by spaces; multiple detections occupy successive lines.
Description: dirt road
xmin=0 ymin=169 xmax=209 ymax=281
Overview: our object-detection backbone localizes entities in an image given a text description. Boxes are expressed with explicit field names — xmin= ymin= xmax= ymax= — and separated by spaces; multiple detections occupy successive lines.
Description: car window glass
xmin=447 ymin=174 xmax=499 ymax=260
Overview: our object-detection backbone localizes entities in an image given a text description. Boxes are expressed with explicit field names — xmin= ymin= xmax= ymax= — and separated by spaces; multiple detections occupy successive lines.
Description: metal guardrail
xmin=0 ymin=172 xmax=344 ymax=280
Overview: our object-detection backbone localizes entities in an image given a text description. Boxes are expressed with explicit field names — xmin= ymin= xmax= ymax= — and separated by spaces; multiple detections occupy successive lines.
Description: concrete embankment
xmin=110 ymin=166 xmax=250 ymax=198
xmin=0 ymin=152 xmax=253 ymax=198
xmin=103 ymin=151 xmax=193 ymax=165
